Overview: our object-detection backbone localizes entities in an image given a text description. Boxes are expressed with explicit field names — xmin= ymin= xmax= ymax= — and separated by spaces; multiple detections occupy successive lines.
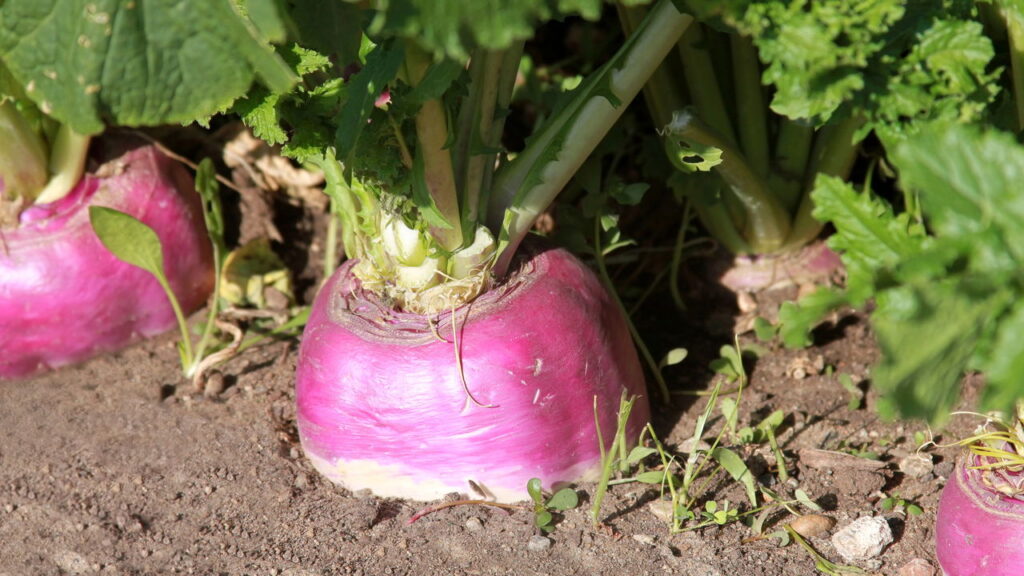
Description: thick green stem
xmin=35 ymin=126 xmax=91 ymax=205
xmin=770 ymin=118 xmax=814 ymax=214
xmin=617 ymin=3 xmax=688 ymax=129
xmin=479 ymin=46 xmax=523 ymax=216
xmin=489 ymin=0 xmax=692 ymax=276
xmin=730 ymin=35 xmax=769 ymax=179
xmin=0 ymin=101 xmax=48 ymax=202
xmin=677 ymin=23 xmax=737 ymax=148
xmin=323 ymin=197 xmax=340 ymax=280
xmin=1004 ymin=8 xmax=1024 ymax=133
xmin=454 ymin=45 xmax=522 ymax=239
xmin=665 ymin=111 xmax=791 ymax=253
xmin=783 ymin=116 xmax=862 ymax=250
xmin=406 ymin=45 xmax=464 ymax=252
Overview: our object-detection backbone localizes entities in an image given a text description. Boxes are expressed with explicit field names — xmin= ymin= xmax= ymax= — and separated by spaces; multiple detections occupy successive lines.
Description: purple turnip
xmin=936 ymin=450 xmax=1024 ymax=576
xmin=296 ymin=241 xmax=649 ymax=502
xmin=0 ymin=139 xmax=214 ymax=379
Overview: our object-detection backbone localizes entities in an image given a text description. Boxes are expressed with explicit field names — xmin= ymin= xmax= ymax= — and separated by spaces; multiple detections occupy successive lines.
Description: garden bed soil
xmin=0 ymin=272 xmax=974 ymax=576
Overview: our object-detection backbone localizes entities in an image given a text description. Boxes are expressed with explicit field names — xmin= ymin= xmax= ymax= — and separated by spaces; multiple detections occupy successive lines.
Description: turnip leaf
xmin=88 ymin=206 xmax=165 ymax=279
xmin=546 ymin=488 xmax=578 ymax=511
xmin=711 ymin=447 xmax=757 ymax=507
xmin=89 ymin=205 xmax=195 ymax=367
xmin=367 ymin=0 xmax=604 ymax=60
xmin=0 ymin=0 xmax=296 ymax=134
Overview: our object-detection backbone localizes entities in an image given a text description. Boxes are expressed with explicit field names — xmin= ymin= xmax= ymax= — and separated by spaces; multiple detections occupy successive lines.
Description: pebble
xmin=899 ymin=454 xmax=934 ymax=479
xmin=789 ymin=514 xmax=836 ymax=538
xmin=464 ymin=517 xmax=483 ymax=532
xmin=648 ymin=500 xmax=675 ymax=522
xmin=526 ymin=535 xmax=551 ymax=552
xmin=53 ymin=550 xmax=91 ymax=575
xmin=899 ymin=558 xmax=936 ymax=576
xmin=632 ymin=534 xmax=656 ymax=546
xmin=203 ymin=371 xmax=226 ymax=398
xmin=830 ymin=516 xmax=893 ymax=562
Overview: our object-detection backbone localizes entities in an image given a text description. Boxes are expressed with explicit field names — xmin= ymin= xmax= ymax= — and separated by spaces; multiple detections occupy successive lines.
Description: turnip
xmin=240 ymin=0 xmax=692 ymax=500
xmin=0 ymin=137 xmax=213 ymax=379
xmin=936 ymin=412 xmax=1024 ymax=576
xmin=0 ymin=0 xmax=301 ymax=378
xmin=296 ymin=241 xmax=647 ymax=501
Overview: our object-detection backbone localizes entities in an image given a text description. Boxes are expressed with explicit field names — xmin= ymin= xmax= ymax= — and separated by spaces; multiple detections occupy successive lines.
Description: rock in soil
xmin=527 ymin=535 xmax=552 ymax=552
xmin=899 ymin=557 xmax=936 ymax=576
xmin=831 ymin=516 xmax=894 ymax=562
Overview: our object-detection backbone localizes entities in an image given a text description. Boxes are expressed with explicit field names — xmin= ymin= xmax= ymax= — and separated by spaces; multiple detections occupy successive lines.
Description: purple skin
xmin=296 ymin=241 xmax=649 ymax=502
xmin=718 ymin=240 xmax=843 ymax=293
xmin=936 ymin=453 xmax=1024 ymax=575
xmin=0 ymin=141 xmax=213 ymax=379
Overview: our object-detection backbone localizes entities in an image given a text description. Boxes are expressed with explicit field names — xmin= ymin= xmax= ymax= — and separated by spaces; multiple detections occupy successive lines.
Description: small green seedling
xmin=91 ymin=160 xmax=308 ymax=386
xmin=527 ymin=478 xmax=579 ymax=533
xmin=709 ymin=343 xmax=746 ymax=382
xmin=701 ymin=500 xmax=739 ymax=525
xmin=90 ymin=159 xmax=227 ymax=380
xmin=753 ymin=317 xmax=778 ymax=342
xmin=838 ymin=373 xmax=864 ymax=410
xmin=880 ymin=493 xmax=924 ymax=516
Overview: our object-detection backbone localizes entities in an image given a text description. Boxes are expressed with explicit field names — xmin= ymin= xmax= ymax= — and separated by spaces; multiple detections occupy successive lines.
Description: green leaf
xmin=812 ymin=175 xmax=924 ymax=296
xmin=404 ymin=59 xmax=465 ymax=107
xmin=758 ymin=410 xmax=785 ymax=432
xmin=665 ymin=136 xmax=723 ymax=173
xmin=839 ymin=373 xmax=863 ymax=411
xmin=626 ymin=446 xmax=658 ymax=465
xmin=635 ymin=470 xmax=667 ymax=484
xmin=195 ymin=159 xmax=226 ymax=262
xmin=611 ymin=182 xmax=649 ymax=206
xmin=979 ymin=299 xmax=1024 ymax=417
xmin=711 ymin=447 xmax=757 ymax=506
xmin=368 ymin=0 xmax=603 ymax=61
xmin=719 ymin=397 xmax=739 ymax=431
xmin=243 ymin=0 xmax=286 ymax=43
xmin=534 ymin=509 xmax=553 ymax=529
xmin=872 ymin=279 xmax=1011 ymax=423
xmin=289 ymin=0 xmax=363 ymax=65
xmin=0 ymin=0 xmax=296 ymax=134
xmin=794 ymin=489 xmax=822 ymax=512
xmin=546 ymin=488 xmax=579 ymax=511
xmin=335 ymin=39 xmax=405 ymax=162
xmin=753 ymin=317 xmax=777 ymax=342
xmin=892 ymin=123 xmax=1024 ymax=272
xmin=658 ymin=348 xmax=688 ymax=370
xmin=88 ymin=206 xmax=165 ymax=278
xmin=526 ymin=477 xmax=544 ymax=506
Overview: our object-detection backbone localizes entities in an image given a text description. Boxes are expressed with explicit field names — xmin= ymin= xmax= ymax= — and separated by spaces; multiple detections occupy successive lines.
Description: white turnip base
xmin=305 ymin=450 xmax=603 ymax=503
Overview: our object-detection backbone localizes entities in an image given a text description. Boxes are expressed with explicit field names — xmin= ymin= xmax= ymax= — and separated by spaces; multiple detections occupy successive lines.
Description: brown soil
xmin=0 ymin=271 xmax=972 ymax=576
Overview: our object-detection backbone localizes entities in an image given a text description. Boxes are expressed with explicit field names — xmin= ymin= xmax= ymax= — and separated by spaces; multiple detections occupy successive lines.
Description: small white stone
xmin=526 ymin=535 xmax=551 ymax=552
xmin=632 ymin=534 xmax=656 ymax=546
xmin=899 ymin=453 xmax=934 ymax=479
xmin=831 ymin=516 xmax=893 ymax=562
xmin=464 ymin=517 xmax=483 ymax=532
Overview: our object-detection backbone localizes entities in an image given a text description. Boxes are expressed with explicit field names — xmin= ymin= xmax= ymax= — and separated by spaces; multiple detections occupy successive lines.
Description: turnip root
xmin=718 ymin=240 xmax=843 ymax=294
xmin=935 ymin=452 xmax=1024 ymax=575
xmin=0 ymin=139 xmax=213 ymax=379
xmin=296 ymin=241 xmax=649 ymax=502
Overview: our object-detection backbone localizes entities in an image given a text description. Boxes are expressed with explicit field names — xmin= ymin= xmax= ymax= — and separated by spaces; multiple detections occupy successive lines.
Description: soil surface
xmin=0 ymin=269 xmax=974 ymax=576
